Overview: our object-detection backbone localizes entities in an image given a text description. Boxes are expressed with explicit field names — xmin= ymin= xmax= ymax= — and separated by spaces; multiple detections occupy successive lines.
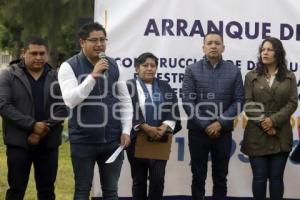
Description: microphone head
xmin=98 ymin=52 xmax=106 ymax=59
xmin=98 ymin=52 xmax=108 ymax=78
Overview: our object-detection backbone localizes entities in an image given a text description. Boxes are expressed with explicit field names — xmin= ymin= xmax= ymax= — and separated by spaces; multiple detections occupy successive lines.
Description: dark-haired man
xmin=0 ymin=36 xmax=66 ymax=200
xmin=58 ymin=22 xmax=132 ymax=199
xmin=182 ymin=32 xmax=244 ymax=200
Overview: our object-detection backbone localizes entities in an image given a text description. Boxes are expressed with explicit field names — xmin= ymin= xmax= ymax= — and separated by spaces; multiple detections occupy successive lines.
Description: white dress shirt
xmin=266 ymin=69 xmax=278 ymax=87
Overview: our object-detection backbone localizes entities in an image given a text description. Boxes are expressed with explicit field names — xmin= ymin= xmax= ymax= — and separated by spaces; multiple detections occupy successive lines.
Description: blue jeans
xmin=249 ymin=152 xmax=289 ymax=200
xmin=188 ymin=131 xmax=232 ymax=200
xmin=71 ymin=142 xmax=124 ymax=200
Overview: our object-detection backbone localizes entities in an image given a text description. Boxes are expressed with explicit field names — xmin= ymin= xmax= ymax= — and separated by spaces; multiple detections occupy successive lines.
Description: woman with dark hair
xmin=241 ymin=37 xmax=298 ymax=199
xmin=126 ymin=52 xmax=181 ymax=200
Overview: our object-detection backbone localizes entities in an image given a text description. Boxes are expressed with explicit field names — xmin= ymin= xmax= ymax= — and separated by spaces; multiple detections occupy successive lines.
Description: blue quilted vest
xmin=66 ymin=51 xmax=122 ymax=144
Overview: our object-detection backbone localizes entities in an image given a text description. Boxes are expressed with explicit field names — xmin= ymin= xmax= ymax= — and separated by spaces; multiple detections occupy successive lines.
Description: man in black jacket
xmin=0 ymin=36 xmax=66 ymax=200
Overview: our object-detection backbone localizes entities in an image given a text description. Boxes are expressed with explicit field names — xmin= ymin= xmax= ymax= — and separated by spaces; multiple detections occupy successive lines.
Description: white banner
xmin=93 ymin=0 xmax=300 ymax=198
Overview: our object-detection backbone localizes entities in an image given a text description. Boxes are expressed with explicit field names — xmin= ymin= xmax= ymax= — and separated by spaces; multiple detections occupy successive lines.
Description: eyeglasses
xmin=85 ymin=37 xmax=108 ymax=44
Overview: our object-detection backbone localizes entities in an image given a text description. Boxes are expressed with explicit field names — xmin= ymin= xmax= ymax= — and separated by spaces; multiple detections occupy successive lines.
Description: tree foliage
xmin=0 ymin=0 xmax=94 ymax=67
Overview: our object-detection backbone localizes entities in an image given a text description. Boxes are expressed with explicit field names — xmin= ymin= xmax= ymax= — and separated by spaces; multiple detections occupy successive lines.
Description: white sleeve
xmin=58 ymin=62 xmax=96 ymax=109
xmin=162 ymin=120 xmax=176 ymax=131
xmin=116 ymin=80 xmax=133 ymax=135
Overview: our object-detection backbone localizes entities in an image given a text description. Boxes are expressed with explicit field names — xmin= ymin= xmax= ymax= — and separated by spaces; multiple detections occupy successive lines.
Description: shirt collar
xmin=203 ymin=56 xmax=223 ymax=69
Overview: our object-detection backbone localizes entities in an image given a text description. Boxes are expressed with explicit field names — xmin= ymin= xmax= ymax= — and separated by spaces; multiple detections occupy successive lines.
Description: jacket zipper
xmin=96 ymin=78 xmax=106 ymax=143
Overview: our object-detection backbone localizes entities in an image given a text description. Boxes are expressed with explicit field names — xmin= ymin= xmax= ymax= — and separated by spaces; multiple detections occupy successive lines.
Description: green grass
xmin=0 ymin=122 xmax=74 ymax=200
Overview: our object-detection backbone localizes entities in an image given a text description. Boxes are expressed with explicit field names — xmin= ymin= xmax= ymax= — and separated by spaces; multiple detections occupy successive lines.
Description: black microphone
xmin=98 ymin=52 xmax=108 ymax=77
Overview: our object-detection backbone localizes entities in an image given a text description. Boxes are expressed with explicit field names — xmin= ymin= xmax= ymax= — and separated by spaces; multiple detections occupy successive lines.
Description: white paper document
xmin=105 ymin=146 xmax=124 ymax=164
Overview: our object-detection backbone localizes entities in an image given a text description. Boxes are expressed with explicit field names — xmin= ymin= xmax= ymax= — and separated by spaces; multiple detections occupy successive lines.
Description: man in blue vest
xmin=182 ymin=32 xmax=244 ymax=200
xmin=58 ymin=22 xmax=132 ymax=200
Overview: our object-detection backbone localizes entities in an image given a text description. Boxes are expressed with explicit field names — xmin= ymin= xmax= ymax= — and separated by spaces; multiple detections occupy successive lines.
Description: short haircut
xmin=203 ymin=31 xmax=223 ymax=43
xmin=77 ymin=22 xmax=106 ymax=39
xmin=24 ymin=36 xmax=47 ymax=50
xmin=135 ymin=52 xmax=158 ymax=67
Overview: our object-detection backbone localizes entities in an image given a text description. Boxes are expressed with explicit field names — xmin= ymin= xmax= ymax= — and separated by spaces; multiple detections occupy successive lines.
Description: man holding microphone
xmin=58 ymin=22 xmax=132 ymax=200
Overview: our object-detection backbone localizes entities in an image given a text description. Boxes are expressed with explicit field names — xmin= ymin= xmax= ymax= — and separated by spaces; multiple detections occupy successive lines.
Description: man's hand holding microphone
xmin=91 ymin=52 xmax=109 ymax=79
